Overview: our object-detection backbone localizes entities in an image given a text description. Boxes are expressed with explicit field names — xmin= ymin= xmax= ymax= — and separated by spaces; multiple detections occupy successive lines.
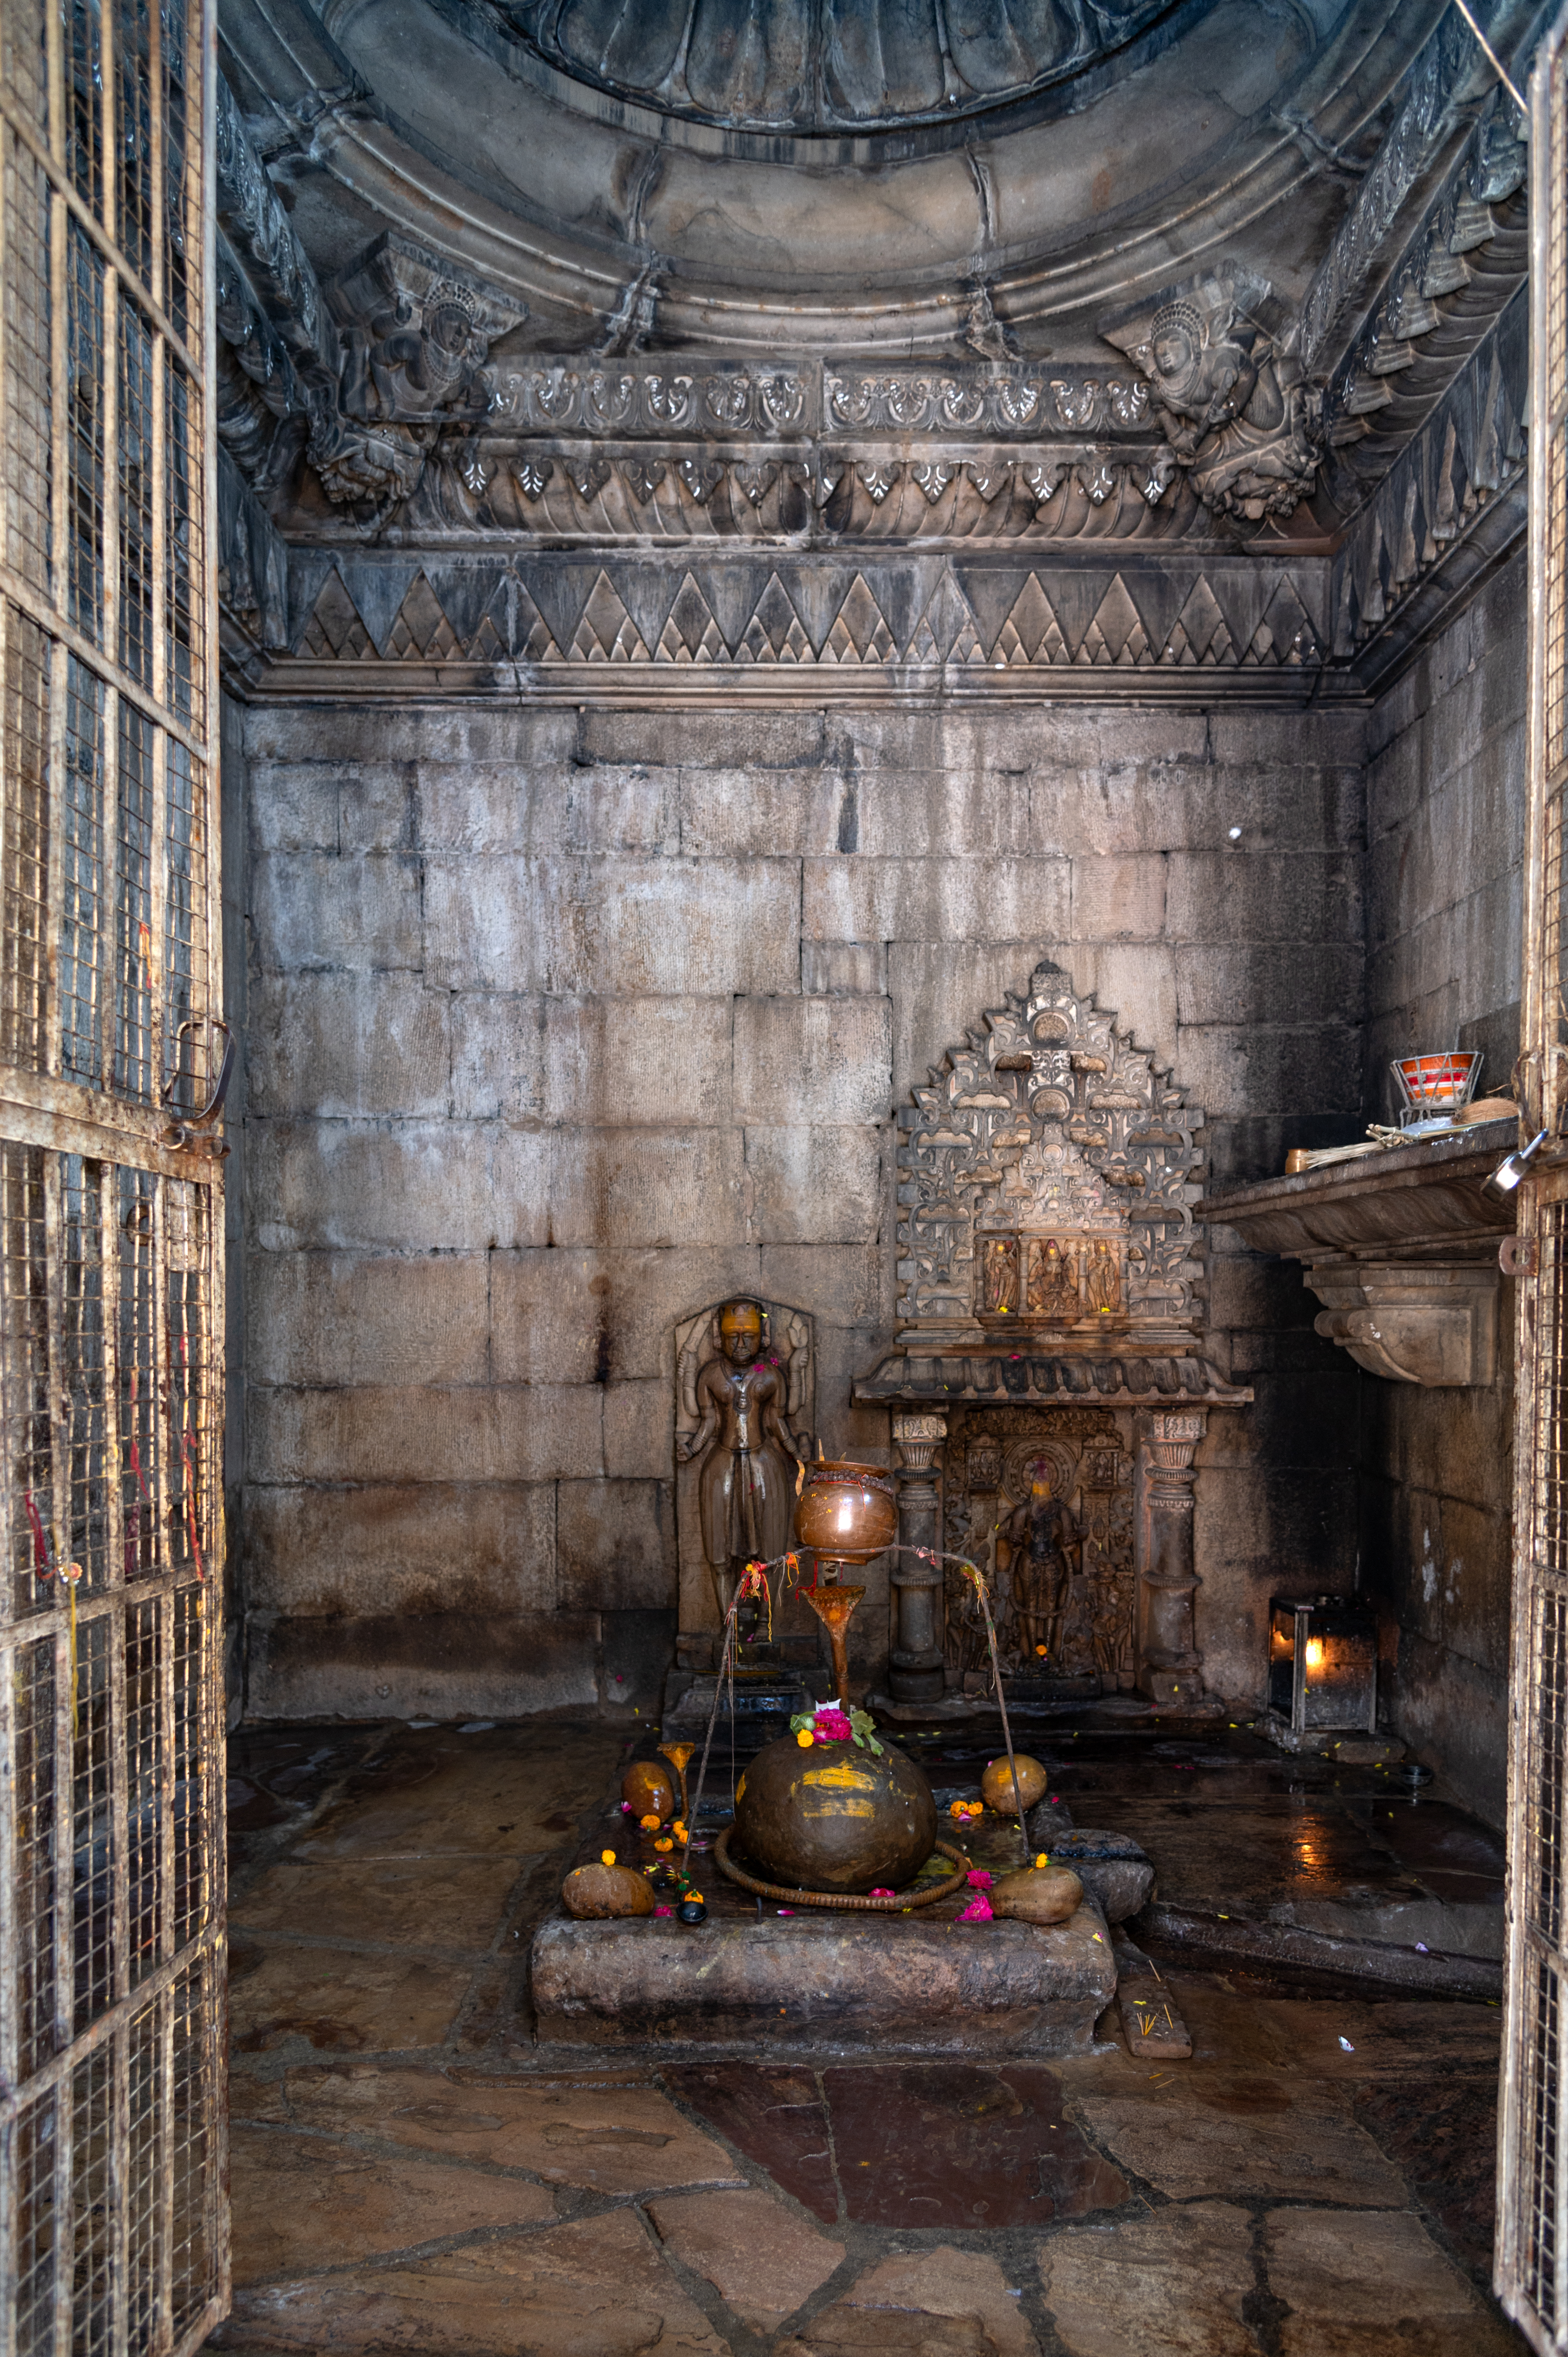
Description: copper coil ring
xmin=712 ymin=1827 xmax=972 ymax=1911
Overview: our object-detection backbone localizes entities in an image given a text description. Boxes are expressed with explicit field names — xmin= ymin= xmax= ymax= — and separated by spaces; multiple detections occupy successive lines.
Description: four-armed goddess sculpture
xmin=677 ymin=1299 xmax=809 ymax=1635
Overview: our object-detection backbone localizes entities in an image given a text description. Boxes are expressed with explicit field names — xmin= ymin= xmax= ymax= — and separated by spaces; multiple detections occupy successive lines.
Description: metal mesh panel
xmin=118 ymin=301 xmax=156 ymax=689
xmin=65 ymin=221 xmax=106 ymax=645
xmin=164 ymin=353 xmax=201 ymax=727
xmin=1 ymin=609 xmax=51 ymax=1070
xmin=115 ymin=705 xmax=156 ymax=1102
xmin=60 ymin=659 xmax=107 ymax=1087
xmin=1526 ymin=1955 xmax=1562 ymax=2331
xmin=115 ymin=0 xmax=155 ymax=298
xmin=2 ymin=133 xmax=53 ymax=593
xmin=0 ymin=1 xmax=225 ymax=2345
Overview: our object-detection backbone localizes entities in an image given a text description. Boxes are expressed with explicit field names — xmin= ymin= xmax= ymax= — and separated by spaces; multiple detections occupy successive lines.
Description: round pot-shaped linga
xmin=794 ymin=1459 xmax=899 ymax=1565
xmin=732 ymin=1731 xmax=938 ymax=1894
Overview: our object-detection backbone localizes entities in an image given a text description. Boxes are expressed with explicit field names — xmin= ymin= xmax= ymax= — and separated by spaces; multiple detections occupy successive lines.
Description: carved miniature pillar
xmin=889 ymin=1412 xmax=947 ymax=1703
xmin=1134 ymin=1410 xmax=1207 ymax=1705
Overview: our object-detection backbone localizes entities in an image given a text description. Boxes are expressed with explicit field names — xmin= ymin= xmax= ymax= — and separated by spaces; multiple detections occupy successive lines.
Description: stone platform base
xmin=532 ymin=1894 xmax=1116 ymax=2053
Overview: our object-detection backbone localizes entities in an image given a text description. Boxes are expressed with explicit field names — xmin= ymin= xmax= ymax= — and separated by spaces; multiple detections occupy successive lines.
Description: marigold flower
xmin=1035 ymin=1852 xmax=1049 ymax=1869
xmin=796 ymin=1729 xmax=814 ymax=1748
xmin=672 ymin=1822 xmax=688 ymax=1841
xmin=949 ymin=1800 xmax=968 ymax=1818
xmin=654 ymin=1837 xmax=674 ymax=1853
xmin=600 ymin=1850 xmax=616 ymax=1866
xmin=639 ymin=1813 xmax=662 ymax=1831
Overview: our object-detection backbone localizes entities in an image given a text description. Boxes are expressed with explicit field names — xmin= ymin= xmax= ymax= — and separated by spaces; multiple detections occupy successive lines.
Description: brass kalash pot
xmin=731 ymin=1461 xmax=937 ymax=1894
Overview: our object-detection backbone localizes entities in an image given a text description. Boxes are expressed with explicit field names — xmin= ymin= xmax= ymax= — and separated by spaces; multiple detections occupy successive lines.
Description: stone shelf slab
xmin=1199 ymin=1120 xmax=1517 ymax=1386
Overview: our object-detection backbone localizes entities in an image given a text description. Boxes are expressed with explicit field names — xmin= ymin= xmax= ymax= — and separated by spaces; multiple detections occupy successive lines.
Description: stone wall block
xmin=245 ymin=1610 xmax=600 ymax=1719
xmin=584 ymin=709 xmax=826 ymax=768
xmin=1175 ymin=943 xmax=1362 ymax=1029
xmin=496 ymin=1244 xmax=764 ymax=1385
xmin=886 ymin=940 xmax=1047 ymax=1104
xmin=1173 ymin=1024 xmax=1360 ymax=1120
xmin=744 ymin=1127 xmax=885 ymax=1245
xmin=1071 ymin=853 xmax=1167 ymax=942
xmin=677 ymin=767 xmax=844 ymax=857
xmin=1071 ymin=944 xmax=1178 ymax=1070
xmin=604 ymin=1381 xmax=672 ymax=1479
xmin=852 ymin=768 xmax=1034 ymax=859
xmin=426 ymin=855 xmax=801 ymax=996
xmin=248 ymin=1379 xmax=604 ymax=1486
xmin=249 ymin=1121 xmax=551 ymax=1253
xmin=802 ymin=941 xmax=888 ymax=995
xmin=247 ymin=1251 xmax=490 ymax=1388
xmin=450 ymin=996 xmax=547 ymax=1120
xmin=417 ymin=762 xmax=680 ymax=855
xmin=543 ymin=995 xmax=733 ymax=1127
xmin=248 ymin=974 xmax=451 ymax=1119
xmin=1164 ymin=853 xmax=1361 ymax=944
xmin=803 ymin=856 xmax=1070 ymax=946
xmin=758 ymin=1242 xmax=893 ymax=1332
xmin=250 ymin=850 xmax=424 ymax=972
xmin=243 ymin=1481 xmax=558 ymax=1615
xmin=546 ymin=1127 xmax=747 ymax=1248
xmin=734 ymin=995 xmax=891 ymax=1127
xmin=556 ymin=1479 xmax=676 ymax=1610
xmin=339 ymin=764 xmax=416 ymax=853
xmin=245 ymin=706 xmax=579 ymax=768
xmin=249 ymin=763 xmax=339 ymax=854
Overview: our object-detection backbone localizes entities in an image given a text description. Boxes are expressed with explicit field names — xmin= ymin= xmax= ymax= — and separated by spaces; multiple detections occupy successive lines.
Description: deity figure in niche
xmin=1124 ymin=288 xmax=1320 ymax=523
xmin=1086 ymin=1241 xmax=1121 ymax=1314
xmin=676 ymin=1299 xmax=808 ymax=1633
xmin=997 ymin=1475 xmax=1082 ymax=1665
xmin=981 ymin=1237 xmax=1019 ymax=1315
xmin=1027 ymin=1239 xmax=1080 ymax=1319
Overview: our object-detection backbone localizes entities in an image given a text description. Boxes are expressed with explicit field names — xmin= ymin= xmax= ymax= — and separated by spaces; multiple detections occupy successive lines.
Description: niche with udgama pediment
xmin=858 ymin=958 xmax=1251 ymax=1707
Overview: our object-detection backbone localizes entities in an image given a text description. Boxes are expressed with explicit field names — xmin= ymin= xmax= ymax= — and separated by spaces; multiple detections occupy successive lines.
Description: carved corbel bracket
xmin=1302 ymin=1258 xmax=1497 ymax=1387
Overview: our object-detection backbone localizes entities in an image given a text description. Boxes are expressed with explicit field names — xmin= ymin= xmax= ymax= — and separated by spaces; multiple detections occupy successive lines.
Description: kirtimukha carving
xmin=676 ymin=1299 xmax=811 ymax=1643
xmin=1100 ymin=272 xmax=1323 ymax=523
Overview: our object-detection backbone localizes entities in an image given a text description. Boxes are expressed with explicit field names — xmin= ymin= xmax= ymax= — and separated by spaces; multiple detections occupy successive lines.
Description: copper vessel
xmin=794 ymin=1458 xmax=898 ymax=1566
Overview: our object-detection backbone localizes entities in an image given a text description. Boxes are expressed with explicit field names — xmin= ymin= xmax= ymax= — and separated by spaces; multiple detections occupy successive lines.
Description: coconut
xmin=979 ymin=1754 xmax=1050 ymax=1815
xmin=987 ymin=1864 xmax=1083 ymax=1923
xmin=562 ymin=1862 xmax=656 ymax=1918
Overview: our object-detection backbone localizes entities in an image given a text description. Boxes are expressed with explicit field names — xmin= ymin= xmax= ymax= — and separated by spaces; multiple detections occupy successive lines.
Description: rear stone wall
xmin=1359 ymin=552 xmax=1527 ymax=1824
xmin=234 ymin=696 xmax=1367 ymax=1721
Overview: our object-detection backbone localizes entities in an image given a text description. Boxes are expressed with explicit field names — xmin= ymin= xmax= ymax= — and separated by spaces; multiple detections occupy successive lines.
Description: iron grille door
xmin=1503 ymin=10 xmax=1568 ymax=2347
xmin=0 ymin=0 xmax=228 ymax=2348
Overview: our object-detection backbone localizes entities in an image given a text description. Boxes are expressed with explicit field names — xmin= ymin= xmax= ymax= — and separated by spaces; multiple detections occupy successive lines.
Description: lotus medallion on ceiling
xmin=503 ymin=0 xmax=1186 ymax=136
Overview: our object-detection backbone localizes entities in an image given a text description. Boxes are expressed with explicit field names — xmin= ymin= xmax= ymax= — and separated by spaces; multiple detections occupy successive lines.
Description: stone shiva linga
xmin=728 ymin=1459 xmax=938 ymax=1896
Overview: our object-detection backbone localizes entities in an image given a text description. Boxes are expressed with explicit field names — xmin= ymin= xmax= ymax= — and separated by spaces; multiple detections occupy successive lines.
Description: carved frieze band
xmin=262 ymin=553 xmax=1326 ymax=678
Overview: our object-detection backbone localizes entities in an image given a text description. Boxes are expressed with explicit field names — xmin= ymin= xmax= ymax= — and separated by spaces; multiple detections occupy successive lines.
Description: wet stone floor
xmin=209 ymin=1711 xmax=1524 ymax=2355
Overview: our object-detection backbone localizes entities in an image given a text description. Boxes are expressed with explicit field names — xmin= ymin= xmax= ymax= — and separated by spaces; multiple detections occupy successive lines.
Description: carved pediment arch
xmin=896 ymin=959 xmax=1204 ymax=1338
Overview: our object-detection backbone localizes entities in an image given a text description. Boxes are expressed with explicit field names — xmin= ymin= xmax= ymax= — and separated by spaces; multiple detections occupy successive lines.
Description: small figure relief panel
xmin=976 ymin=1231 xmax=1127 ymax=1326
xmin=942 ymin=1407 xmax=1135 ymax=1688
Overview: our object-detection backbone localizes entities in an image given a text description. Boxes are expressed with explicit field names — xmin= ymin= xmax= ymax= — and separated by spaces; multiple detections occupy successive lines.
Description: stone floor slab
xmin=1352 ymin=2074 xmax=1499 ymax=2281
xmin=662 ymin=2063 xmax=840 ymax=2221
xmin=646 ymin=2189 xmax=845 ymax=2329
xmin=229 ymin=1942 xmax=473 ymax=2053
xmin=779 ymin=2246 xmax=1037 ymax=2355
xmin=229 ymin=2125 xmax=553 ymax=2284
xmin=278 ymin=2065 xmax=747 ymax=2193
xmin=823 ymin=2063 xmax=1130 ymax=2228
xmin=1264 ymin=2207 xmax=1520 ymax=2354
xmin=210 ymin=2209 xmax=727 ymax=2353
xmin=294 ymin=1727 xmax=627 ymax=1859
xmin=231 ymin=1855 xmax=524 ymax=1950
xmin=1076 ymin=2086 xmax=1405 ymax=2206
xmin=1036 ymin=2200 xmax=1258 ymax=2357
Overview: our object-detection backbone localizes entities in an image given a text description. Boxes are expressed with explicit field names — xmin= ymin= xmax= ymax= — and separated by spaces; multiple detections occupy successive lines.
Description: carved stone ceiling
xmin=215 ymin=0 xmax=1546 ymax=684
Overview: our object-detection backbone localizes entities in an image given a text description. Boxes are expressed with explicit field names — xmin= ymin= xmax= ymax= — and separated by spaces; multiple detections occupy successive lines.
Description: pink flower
xmin=815 ymin=1709 xmax=853 ymax=1741
xmin=957 ymin=1893 xmax=994 ymax=1923
xmin=870 ymin=1887 xmax=894 ymax=1897
xmin=654 ymin=1905 xmax=673 ymax=1917
xmin=966 ymin=1869 xmax=993 ymax=1889
xmin=621 ymin=1802 xmax=632 ymax=1812
xmin=778 ymin=1907 xmax=795 ymax=1916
